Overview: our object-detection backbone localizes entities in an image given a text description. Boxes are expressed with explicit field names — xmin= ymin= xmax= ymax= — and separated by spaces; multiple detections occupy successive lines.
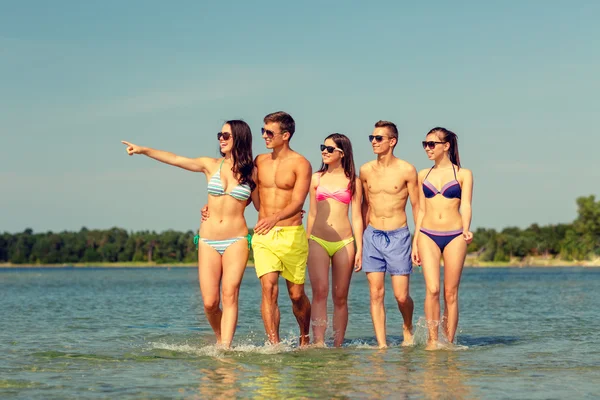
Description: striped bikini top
xmin=207 ymin=159 xmax=251 ymax=201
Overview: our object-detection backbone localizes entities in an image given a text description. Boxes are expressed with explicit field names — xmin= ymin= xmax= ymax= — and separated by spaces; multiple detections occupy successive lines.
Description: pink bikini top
xmin=315 ymin=173 xmax=352 ymax=204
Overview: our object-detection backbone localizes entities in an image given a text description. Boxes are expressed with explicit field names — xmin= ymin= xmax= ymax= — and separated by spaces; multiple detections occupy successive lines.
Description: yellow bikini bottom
xmin=309 ymin=235 xmax=355 ymax=257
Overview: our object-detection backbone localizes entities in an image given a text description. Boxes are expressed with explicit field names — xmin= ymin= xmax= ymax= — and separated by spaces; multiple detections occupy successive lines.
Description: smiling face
xmin=370 ymin=127 xmax=396 ymax=155
xmin=261 ymin=122 xmax=288 ymax=150
xmin=423 ymin=132 xmax=449 ymax=161
xmin=218 ymin=123 xmax=233 ymax=154
xmin=320 ymin=138 xmax=344 ymax=166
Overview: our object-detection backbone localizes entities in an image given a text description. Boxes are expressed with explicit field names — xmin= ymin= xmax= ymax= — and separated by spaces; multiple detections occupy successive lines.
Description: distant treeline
xmin=0 ymin=227 xmax=203 ymax=265
xmin=470 ymin=195 xmax=599 ymax=261
xmin=1 ymin=196 xmax=599 ymax=264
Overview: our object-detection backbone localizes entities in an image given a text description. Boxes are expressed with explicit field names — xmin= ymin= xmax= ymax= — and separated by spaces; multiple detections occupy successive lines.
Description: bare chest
xmin=366 ymin=171 xmax=405 ymax=195
xmin=258 ymin=160 xmax=296 ymax=190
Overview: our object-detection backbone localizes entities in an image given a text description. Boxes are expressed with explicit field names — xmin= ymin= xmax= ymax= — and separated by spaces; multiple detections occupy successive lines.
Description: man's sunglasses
xmin=320 ymin=144 xmax=343 ymax=154
xmin=217 ymin=132 xmax=231 ymax=141
xmin=369 ymin=135 xmax=388 ymax=143
xmin=422 ymin=141 xmax=446 ymax=149
xmin=261 ymin=128 xmax=286 ymax=138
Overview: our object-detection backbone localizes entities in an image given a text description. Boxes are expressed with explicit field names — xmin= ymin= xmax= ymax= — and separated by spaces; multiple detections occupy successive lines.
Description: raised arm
xmin=121 ymin=140 xmax=210 ymax=173
xmin=460 ymin=168 xmax=474 ymax=243
xmin=306 ymin=173 xmax=319 ymax=238
xmin=351 ymin=176 xmax=364 ymax=271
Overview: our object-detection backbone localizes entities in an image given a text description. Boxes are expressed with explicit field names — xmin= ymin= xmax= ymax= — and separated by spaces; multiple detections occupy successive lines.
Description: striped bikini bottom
xmin=193 ymin=234 xmax=252 ymax=255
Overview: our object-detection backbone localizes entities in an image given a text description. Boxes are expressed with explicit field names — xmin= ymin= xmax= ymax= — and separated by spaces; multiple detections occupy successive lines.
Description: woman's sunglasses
xmin=368 ymin=135 xmax=387 ymax=143
xmin=217 ymin=132 xmax=231 ymax=141
xmin=422 ymin=141 xmax=446 ymax=149
xmin=320 ymin=144 xmax=343 ymax=154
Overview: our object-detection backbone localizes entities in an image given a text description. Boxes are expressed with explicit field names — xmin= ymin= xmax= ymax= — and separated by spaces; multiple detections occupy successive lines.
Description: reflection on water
xmin=1 ymin=267 xmax=600 ymax=399
xmin=419 ymin=351 xmax=473 ymax=399
xmin=196 ymin=361 xmax=242 ymax=399
xmin=352 ymin=350 xmax=412 ymax=399
xmin=174 ymin=344 xmax=479 ymax=399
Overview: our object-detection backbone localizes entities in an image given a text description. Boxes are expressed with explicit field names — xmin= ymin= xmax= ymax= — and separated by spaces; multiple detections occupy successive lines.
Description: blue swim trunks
xmin=362 ymin=225 xmax=412 ymax=275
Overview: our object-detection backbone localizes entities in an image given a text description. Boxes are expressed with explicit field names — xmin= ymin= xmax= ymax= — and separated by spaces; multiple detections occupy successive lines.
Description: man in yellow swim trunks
xmin=252 ymin=111 xmax=312 ymax=346
xmin=200 ymin=111 xmax=312 ymax=346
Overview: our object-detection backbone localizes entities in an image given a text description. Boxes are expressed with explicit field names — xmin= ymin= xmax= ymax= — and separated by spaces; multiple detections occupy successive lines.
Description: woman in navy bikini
xmin=412 ymin=127 xmax=473 ymax=350
xmin=121 ymin=120 xmax=256 ymax=348
xmin=306 ymin=133 xmax=363 ymax=347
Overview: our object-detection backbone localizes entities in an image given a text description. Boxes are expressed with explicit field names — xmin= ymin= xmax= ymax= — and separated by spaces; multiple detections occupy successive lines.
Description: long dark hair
xmin=317 ymin=133 xmax=357 ymax=196
xmin=427 ymin=127 xmax=461 ymax=168
xmin=220 ymin=120 xmax=256 ymax=191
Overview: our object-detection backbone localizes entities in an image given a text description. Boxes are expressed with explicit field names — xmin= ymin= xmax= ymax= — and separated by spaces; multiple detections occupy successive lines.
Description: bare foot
xmin=443 ymin=342 xmax=457 ymax=350
xmin=216 ymin=342 xmax=231 ymax=350
xmin=425 ymin=340 xmax=440 ymax=351
xmin=299 ymin=334 xmax=311 ymax=347
xmin=401 ymin=325 xmax=415 ymax=347
xmin=378 ymin=343 xmax=388 ymax=349
xmin=266 ymin=333 xmax=281 ymax=345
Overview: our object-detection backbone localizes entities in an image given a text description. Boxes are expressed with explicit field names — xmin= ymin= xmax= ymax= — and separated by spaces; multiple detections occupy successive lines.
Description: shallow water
xmin=1 ymin=267 xmax=599 ymax=399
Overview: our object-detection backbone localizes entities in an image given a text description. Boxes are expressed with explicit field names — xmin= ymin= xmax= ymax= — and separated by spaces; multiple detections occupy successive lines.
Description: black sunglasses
xmin=217 ymin=132 xmax=231 ymax=141
xmin=261 ymin=128 xmax=286 ymax=138
xmin=320 ymin=144 xmax=343 ymax=154
xmin=422 ymin=141 xmax=446 ymax=149
xmin=369 ymin=135 xmax=388 ymax=143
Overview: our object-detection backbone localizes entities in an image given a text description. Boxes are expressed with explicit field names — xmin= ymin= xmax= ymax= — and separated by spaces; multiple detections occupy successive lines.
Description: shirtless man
xmin=252 ymin=111 xmax=312 ymax=346
xmin=359 ymin=120 xmax=420 ymax=348
xmin=204 ymin=111 xmax=312 ymax=346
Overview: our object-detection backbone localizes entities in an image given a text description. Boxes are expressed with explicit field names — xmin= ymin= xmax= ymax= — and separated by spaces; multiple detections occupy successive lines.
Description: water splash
xmin=414 ymin=317 xmax=469 ymax=351
xmin=148 ymin=330 xmax=307 ymax=357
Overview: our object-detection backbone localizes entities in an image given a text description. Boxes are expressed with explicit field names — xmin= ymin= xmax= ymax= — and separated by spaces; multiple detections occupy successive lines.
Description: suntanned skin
xmin=412 ymin=131 xmax=474 ymax=351
xmin=360 ymin=158 xmax=417 ymax=231
xmin=201 ymin=119 xmax=313 ymax=346
xmin=305 ymin=137 xmax=363 ymax=347
xmin=121 ymin=123 xmax=254 ymax=349
xmin=254 ymin=121 xmax=312 ymax=346
xmin=359 ymin=126 xmax=420 ymax=348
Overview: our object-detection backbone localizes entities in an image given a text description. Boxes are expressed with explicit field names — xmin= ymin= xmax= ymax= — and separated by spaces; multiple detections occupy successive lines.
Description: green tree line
xmin=1 ymin=196 xmax=599 ymax=265
xmin=0 ymin=227 xmax=209 ymax=265
xmin=467 ymin=195 xmax=600 ymax=261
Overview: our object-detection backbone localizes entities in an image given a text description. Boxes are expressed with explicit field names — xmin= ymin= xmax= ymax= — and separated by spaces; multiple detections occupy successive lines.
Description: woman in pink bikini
xmin=306 ymin=133 xmax=363 ymax=347
xmin=121 ymin=120 xmax=256 ymax=348
xmin=412 ymin=127 xmax=474 ymax=350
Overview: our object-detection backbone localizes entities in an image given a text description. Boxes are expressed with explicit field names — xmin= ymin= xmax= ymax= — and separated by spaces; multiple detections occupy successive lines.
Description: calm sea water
xmin=1 ymin=267 xmax=599 ymax=399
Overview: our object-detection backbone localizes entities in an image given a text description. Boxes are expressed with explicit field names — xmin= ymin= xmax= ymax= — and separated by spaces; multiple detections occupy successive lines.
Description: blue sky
xmin=1 ymin=0 xmax=598 ymax=234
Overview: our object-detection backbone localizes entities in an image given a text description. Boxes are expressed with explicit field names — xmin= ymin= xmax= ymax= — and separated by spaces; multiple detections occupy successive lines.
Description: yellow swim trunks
xmin=252 ymin=225 xmax=308 ymax=284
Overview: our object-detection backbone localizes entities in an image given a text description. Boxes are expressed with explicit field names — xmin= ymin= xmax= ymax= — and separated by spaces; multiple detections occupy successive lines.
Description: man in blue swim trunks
xmin=359 ymin=120 xmax=420 ymax=348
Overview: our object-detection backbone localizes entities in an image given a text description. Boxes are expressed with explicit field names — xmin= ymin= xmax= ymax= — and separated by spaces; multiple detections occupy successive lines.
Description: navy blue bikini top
xmin=422 ymin=165 xmax=461 ymax=199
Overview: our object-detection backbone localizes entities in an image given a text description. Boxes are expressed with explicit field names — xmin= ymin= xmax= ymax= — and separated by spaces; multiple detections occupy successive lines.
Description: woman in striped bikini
xmin=306 ymin=133 xmax=363 ymax=347
xmin=121 ymin=120 xmax=256 ymax=348
xmin=411 ymin=127 xmax=474 ymax=350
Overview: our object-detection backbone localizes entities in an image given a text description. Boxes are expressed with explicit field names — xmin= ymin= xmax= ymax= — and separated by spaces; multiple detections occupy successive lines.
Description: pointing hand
xmin=121 ymin=140 xmax=144 ymax=156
